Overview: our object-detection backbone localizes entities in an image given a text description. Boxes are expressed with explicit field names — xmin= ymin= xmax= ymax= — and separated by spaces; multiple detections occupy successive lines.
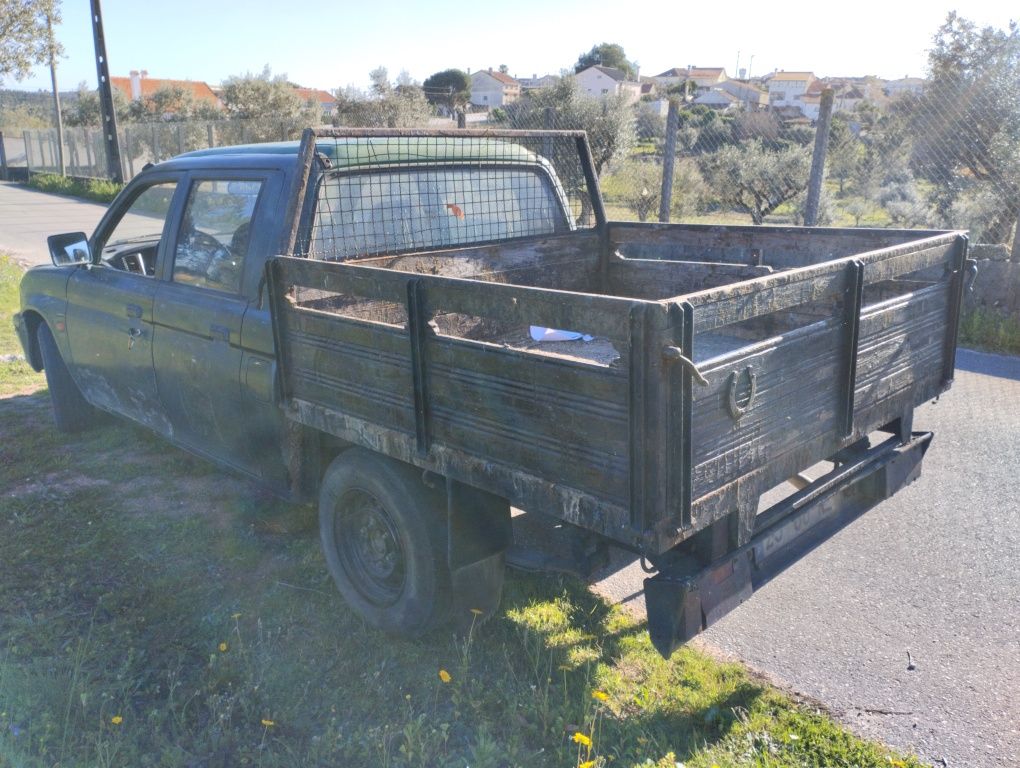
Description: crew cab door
xmin=65 ymin=175 xmax=183 ymax=433
xmin=152 ymin=173 xmax=277 ymax=475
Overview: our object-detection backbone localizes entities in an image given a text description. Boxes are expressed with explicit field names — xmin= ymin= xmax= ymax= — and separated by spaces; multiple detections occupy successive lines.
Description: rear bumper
xmin=644 ymin=431 xmax=932 ymax=658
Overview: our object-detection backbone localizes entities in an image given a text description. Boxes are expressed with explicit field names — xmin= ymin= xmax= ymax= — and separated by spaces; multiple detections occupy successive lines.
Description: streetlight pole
xmin=89 ymin=0 xmax=123 ymax=182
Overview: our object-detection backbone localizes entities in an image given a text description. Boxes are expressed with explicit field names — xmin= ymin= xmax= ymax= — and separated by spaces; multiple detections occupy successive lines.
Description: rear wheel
xmin=37 ymin=324 xmax=98 ymax=433
xmin=319 ymin=449 xmax=451 ymax=635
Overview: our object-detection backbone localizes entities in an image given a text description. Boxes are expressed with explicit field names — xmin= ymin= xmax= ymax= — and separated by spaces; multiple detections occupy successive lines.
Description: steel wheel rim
xmin=334 ymin=489 xmax=406 ymax=607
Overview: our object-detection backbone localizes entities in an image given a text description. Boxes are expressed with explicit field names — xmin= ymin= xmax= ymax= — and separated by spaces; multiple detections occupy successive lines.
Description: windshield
xmin=308 ymin=165 xmax=570 ymax=260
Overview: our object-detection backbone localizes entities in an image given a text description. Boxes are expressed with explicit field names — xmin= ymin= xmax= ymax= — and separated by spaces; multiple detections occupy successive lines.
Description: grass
xmin=0 ymin=256 xmax=926 ymax=767
xmin=959 ymin=306 xmax=1020 ymax=356
xmin=0 ymin=254 xmax=45 ymax=393
xmin=25 ymin=173 xmax=123 ymax=204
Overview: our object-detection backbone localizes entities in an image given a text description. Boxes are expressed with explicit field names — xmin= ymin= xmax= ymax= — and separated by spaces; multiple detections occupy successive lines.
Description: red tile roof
xmin=292 ymin=87 xmax=336 ymax=104
xmin=111 ymin=76 xmax=220 ymax=106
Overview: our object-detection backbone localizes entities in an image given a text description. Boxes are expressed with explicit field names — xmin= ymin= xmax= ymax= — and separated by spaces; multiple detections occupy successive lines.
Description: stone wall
xmin=965 ymin=244 xmax=1020 ymax=318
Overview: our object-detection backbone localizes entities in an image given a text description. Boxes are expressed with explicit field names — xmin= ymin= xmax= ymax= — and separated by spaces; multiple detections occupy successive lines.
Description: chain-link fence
xmin=3 ymin=73 xmax=1017 ymax=255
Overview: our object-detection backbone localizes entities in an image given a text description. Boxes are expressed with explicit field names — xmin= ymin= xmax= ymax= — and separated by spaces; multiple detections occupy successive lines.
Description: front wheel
xmin=319 ymin=449 xmax=451 ymax=636
xmin=37 ymin=324 xmax=99 ymax=433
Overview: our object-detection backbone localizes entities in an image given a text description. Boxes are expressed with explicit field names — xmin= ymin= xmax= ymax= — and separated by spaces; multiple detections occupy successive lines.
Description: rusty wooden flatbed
xmin=265 ymin=129 xmax=971 ymax=655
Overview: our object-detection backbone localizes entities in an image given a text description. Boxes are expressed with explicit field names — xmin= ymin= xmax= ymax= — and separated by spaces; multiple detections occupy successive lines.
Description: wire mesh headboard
xmin=285 ymin=128 xmax=606 ymax=260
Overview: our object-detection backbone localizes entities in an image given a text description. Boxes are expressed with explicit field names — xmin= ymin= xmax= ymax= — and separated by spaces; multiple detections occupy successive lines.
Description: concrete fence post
xmin=804 ymin=88 xmax=835 ymax=227
xmin=658 ymin=99 xmax=680 ymax=223
xmin=0 ymin=131 xmax=8 ymax=181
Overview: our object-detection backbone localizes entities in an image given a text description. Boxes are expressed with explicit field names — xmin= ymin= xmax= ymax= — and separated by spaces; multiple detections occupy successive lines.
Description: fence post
xmin=804 ymin=88 xmax=834 ymax=227
xmin=177 ymin=124 xmax=184 ymax=155
xmin=152 ymin=125 xmax=160 ymax=161
xmin=207 ymin=123 xmax=216 ymax=148
xmin=456 ymin=110 xmax=466 ymax=129
xmin=0 ymin=131 xmax=7 ymax=181
xmin=124 ymin=128 xmax=134 ymax=178
xmin=658 ymin=99 xmax=680 ymax=223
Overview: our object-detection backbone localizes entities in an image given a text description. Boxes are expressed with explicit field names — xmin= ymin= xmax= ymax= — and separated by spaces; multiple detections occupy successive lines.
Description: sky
xmin=6 ymin=0 xmax=1018 ymax=95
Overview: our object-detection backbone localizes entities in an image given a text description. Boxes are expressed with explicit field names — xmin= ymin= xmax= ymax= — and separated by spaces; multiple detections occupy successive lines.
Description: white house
xmin=765 ymin=71 xmax=816 ymax=108
xmin=717 ymin=79 xmax=768 ymax=110
xmin=517 ymin=74 xmax=558 ymax=91
xmin=469 ymin=69 xmax=521 ymax=108
xmin=653 ymin=67 xmax=728 ymax=94
xmin=575 ymin=65 xmax=641 ymax=104
xmin=693 ymin=89 xmax=740 ymax=111
xmin=884 ymin=77 xmax=925 ymax=98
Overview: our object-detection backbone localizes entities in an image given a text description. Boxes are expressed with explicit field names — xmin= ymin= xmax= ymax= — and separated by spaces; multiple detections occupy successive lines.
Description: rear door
xmin=152 ymin=173 xmax=272 ymax=473
xmin=65 ymin=176 xmax=183 ymax=433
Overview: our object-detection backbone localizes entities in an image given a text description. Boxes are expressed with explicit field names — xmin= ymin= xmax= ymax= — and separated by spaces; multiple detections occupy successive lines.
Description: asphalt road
xmin=0 ymin=181 xmax=108 ymax=267
xmin=592 ymin=349 xmax=1020 ymax=768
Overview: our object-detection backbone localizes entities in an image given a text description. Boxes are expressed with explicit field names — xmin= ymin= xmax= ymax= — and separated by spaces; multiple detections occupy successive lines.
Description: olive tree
xmin=699 ymin=139 xmax=811 ymax=225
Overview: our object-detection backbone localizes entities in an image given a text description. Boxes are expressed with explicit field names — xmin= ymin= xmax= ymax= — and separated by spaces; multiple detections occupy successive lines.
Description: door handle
xmin=210 ymin=324 xmax=230 ymax=343
xmin=125 ymin=304 xmax=143 ymax=319
xmin=127 ymin=327 xmax=143 ymax=338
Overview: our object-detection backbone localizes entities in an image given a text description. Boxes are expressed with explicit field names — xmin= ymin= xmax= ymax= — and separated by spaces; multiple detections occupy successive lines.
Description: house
xmin=764 ymin=71 xmax=816 ymax=109
xmin=111 ymin=70 xmax=221 ymax=109
xmin=293 ymin=86 xmax=338 ymax=116
xmin=517 ymin=73 xmax=558 ymax=92
xmin=884 ymin=77 xmax=925 ymax=99
xmin=653 ymin=67 xmax=728 ymax=93
xmin=575 ymin=65 xmax=641 ymax=104
xmin=693 ymin=88 xmax=741 ymax=111
xmin=716 ymin=79 xmax=768 ymax=110
xmin=470 ymin=69 xmax=521 ymax=107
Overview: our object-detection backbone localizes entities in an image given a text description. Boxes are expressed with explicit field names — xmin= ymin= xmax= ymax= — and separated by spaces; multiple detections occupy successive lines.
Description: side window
xmin=96 ymin=181 xmax=177 ymax=276
xmin=173 ymin=179 xmax=263 ymax=293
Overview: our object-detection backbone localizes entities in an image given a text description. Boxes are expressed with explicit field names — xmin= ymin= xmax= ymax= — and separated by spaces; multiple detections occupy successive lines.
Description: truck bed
xmin=268 ymin=221 xmax=969 ymax=555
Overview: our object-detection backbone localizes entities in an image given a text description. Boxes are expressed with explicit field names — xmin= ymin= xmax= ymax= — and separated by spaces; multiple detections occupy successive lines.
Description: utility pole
xmin=804 ymin=88 xmax=834 ymax=226
xmin=46 ymin=11 xmax=65 ymax=176
xmin=89 ymin=0 xmax=123 ymax=182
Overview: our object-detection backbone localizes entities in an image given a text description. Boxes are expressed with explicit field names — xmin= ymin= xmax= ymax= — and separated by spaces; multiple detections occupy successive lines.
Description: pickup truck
xmin=15 ymin=128 xmax=973 ymax=657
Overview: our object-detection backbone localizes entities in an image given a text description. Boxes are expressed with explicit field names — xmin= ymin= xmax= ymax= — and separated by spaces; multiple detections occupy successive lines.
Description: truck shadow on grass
xmin=0 ymin=391 xmax=922 ymax=768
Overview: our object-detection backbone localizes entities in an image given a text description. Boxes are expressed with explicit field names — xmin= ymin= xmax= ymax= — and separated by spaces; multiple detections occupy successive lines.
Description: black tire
xmin=37 ymin=323 xmax=98 ymax=433
xmin=319 ymin=449 xmax=451 ymax=636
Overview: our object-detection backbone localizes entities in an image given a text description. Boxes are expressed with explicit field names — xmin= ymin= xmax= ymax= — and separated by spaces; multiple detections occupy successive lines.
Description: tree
xmin=699 ymin=139 xmax=811 ymax=225
xmin=221 ymin=66 xmax=308 ymax=121
xmin=574 ymin=43 xmax=636 ymax=79
xmin=64 ymin=81 xmax=130 ymax=126
xmin=0 ymin=0 xmax=62 ymax=84
xmin=911 ymin=12 xmax=1020 ymax=245
xmin=333 ymin=69 xmax=433 ymax=128
xmin=497 ymin=76 xmax=635 ymax=175
xmin=422 ymin=69 xmax=470 ymax=112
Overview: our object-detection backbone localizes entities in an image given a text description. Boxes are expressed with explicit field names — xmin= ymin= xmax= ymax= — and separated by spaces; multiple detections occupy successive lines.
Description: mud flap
xmin=644 ymin=432 xmax=932 ymax=658
xmin=446 ymin=479 xmax=512 ymax=623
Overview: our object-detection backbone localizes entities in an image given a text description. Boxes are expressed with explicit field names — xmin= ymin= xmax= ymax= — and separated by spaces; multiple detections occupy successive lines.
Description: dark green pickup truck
xmin=15 ymin=129 xmax=973 ymax=656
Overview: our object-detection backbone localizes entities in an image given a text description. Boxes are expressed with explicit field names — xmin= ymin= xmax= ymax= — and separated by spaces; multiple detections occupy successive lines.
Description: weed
xmin=25 ymin=174 xmax=123 ymax=204
xmin=960 ymin=306 xmax=1020 ymax=355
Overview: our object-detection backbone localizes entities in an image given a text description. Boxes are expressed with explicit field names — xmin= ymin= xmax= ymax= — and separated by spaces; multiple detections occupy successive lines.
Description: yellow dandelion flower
xmin=231 ymin=612 xmax=242 ymax=619
xmin=261 ymin=718 xmax=275 ymax=727
xmin=110 ymin=715 xmax=123 ymax=725
xmin=218 ymin=642 xmax=228 ymax=652
xmin=558 ymin=664 xmax=571 ymax=671
xmin=572 ymin=732 xmax=592 ymax=747
xmin=469 ymin=608 xmax=484 ymax=616
xmin=592 ymin=690 xmax=609 ymax=702
xmin=579 ymin=761 xmax=596 ymax=768
xmin=438 ymin=669 xmax=452 ymax=684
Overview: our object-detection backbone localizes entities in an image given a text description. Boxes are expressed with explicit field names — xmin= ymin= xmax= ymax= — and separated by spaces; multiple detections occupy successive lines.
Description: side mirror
xmin=47 ymin=232 xmax=92 ymax=267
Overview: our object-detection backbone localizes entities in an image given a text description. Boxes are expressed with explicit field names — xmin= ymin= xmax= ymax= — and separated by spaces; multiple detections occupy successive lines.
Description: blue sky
xmin=8 ymin=0 xmax=1017 ymax=94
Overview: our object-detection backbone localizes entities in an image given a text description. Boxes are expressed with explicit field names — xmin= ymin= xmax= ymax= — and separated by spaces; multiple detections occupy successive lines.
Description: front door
xmin=152 ymin=176 xmax=266 ymax=471
xmin=65 ymin=178 xmax=181 ymax=433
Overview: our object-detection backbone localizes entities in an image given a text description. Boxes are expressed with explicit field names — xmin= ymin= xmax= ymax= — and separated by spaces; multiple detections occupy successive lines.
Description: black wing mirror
xmin=47 ymin=232 xmax=92 ymax=267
